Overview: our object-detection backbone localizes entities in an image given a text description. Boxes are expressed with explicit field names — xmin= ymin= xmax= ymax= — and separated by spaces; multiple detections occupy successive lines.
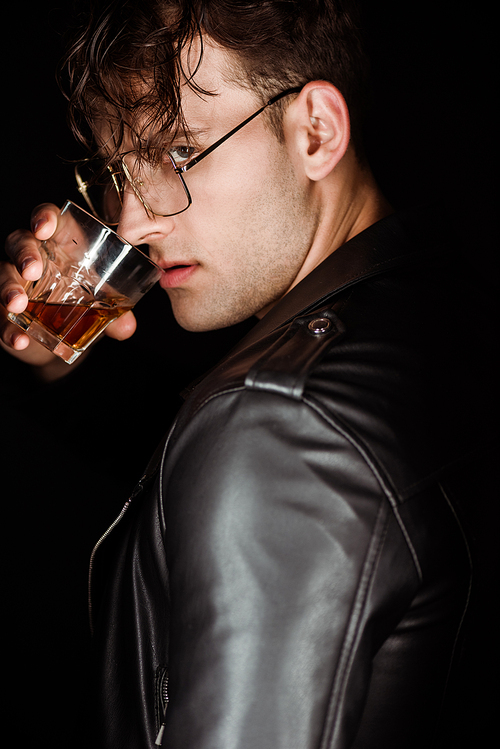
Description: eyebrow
xmin=173 ymin=128 xmax=210 ymax=143
xmin=94 ymin=123 xmax=213 ymax=164
xmin=149 ymin=126 xmax=211 ymax=151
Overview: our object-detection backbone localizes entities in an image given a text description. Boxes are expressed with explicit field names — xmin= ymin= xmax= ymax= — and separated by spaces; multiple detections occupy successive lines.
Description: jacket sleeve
xmin=159 ymin=387 xmax=421 ymax=748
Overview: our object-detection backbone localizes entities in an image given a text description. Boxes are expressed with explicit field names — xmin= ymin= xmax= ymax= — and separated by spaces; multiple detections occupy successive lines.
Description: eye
xmin=167 ymin=145 xmax=196 ymax=166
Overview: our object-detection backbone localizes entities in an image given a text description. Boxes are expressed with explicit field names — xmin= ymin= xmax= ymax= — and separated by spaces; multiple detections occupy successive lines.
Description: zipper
xmin=155 ymin=667 xmax=169 ymax=746
xmin=87 ymin=479 xmax=145 ymax=635
xmin=86 ymin=415 xmax=180 ymax=744
xmin=87 ymin=409 xmax=182 ymax=634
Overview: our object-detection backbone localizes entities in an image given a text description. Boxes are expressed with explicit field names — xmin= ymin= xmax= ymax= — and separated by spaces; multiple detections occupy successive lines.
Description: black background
xmin=1 ymin=2 xmax=497 ymax=746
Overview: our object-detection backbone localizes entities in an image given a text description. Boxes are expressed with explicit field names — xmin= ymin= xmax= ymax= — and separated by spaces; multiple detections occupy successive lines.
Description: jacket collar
xmin=232 ymin=204 xmax=450 ymax=353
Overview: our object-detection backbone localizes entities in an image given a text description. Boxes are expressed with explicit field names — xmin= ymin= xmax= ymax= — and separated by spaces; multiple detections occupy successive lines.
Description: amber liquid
xmin=26 ymin=300 xmax=131 ymax=351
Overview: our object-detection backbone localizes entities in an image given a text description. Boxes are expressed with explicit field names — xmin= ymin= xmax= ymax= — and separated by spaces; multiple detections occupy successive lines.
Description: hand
xmin=1 ymin=203 xmax=137 ymax=371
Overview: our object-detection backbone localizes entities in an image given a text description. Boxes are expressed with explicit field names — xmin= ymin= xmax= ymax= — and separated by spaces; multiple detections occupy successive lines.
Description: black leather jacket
xmin=88 ymin=207 xmax=496 ymax=748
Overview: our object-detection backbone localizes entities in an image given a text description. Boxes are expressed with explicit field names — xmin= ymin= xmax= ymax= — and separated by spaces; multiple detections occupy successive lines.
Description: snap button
xmin=308 ymin=317 xmax=331 ymax=335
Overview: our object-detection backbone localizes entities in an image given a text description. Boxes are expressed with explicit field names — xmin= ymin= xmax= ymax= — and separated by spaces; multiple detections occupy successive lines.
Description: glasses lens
xmin=121 ymin=153 xmax=191 ymax=217
xmin=76 ymin=160 xmax=123 ymax=225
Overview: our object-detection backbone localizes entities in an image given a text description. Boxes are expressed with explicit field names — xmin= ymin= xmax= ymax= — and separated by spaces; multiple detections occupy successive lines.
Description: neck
xmin=334 ymin=155 xmax=394 ymax=244
xmin=294 ymin=150 xmax=393 ymax=289
xmin=255 ymin=149 xmax=392 ymax=319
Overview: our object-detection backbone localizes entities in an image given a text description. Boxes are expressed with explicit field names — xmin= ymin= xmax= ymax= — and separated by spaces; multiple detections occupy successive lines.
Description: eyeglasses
xmin=75 ymin=86 xmax=302 ymax=225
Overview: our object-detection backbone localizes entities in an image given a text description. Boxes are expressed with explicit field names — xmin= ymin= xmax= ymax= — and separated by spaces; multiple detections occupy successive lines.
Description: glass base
xmin=7 ymin=311 xmax=83 ymax=364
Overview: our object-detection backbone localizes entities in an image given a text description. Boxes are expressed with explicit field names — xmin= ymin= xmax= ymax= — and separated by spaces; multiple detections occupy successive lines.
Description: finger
xmin=8 ymin=328 xmax=30 ymax=351
xmin=0 ymin=318 xmax=59 ymax=366
xmin=0 ymin=308 xmax=28 ymax=350
xmin=0 ymin=261 xmax=29 ymax=312
xmin=0 ymin=305 xmax=27 ymax=350
xmin=105 ymin=310 xmax=137 ymax=341
xmin=4 ymin=230 xmax=45 ymax=281
xmin=30 ymin=203 xmax=60 ymax=241
xmin=4 ymin=204 xmax=60 ymax=282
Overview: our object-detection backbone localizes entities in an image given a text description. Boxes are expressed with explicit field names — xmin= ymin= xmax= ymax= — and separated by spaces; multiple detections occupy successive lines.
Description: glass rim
xmin=60 ymin=200 xmax=163 ymax=270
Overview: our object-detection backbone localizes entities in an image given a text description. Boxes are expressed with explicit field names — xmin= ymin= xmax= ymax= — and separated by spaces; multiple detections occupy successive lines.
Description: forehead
xmin=178 ymin=41 xmax=259 ymax=129
xmin=95 ymin=40 xmax=260 ymax=156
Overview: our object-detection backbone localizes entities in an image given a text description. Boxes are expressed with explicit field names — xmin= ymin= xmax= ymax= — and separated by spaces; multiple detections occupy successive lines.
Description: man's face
xmin=117 ymin=43 xmax=317 ymax=332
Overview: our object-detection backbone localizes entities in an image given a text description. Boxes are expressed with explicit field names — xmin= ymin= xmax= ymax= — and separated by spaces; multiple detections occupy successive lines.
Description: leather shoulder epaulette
xmin=244 ymin=305 xmax=345 ymax=400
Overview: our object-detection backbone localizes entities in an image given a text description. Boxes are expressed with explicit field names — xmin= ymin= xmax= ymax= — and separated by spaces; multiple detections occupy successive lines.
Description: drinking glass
xmin=8 ymin=200 xmax=162 ymax=364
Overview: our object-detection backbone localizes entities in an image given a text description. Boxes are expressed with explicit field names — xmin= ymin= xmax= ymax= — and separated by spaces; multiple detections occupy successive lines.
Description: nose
xmin=116 ymin=187 xmax=173 ymax=246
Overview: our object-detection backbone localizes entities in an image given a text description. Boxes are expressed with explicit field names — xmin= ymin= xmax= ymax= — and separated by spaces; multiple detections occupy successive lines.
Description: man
xmin=0 ymin=1 xmax=496 ymax=747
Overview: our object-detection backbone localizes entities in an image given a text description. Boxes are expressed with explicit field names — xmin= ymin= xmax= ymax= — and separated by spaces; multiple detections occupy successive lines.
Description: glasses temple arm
xmin=179 ymin=86 xmax=302 ymax=174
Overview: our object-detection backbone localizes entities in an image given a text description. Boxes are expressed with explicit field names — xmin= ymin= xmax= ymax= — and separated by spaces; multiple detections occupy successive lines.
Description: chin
xmin=171 ymin=300 xmax=254 ymax=333
xmin=173 ymin=313 xmax=241 ymax=333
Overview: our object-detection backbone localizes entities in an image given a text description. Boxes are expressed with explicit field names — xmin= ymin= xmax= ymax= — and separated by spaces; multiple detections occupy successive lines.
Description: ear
xmin=286 ymin=81 xmax=351 ymax=181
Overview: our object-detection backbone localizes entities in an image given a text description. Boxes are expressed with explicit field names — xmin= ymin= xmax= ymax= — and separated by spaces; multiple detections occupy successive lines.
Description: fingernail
xmin=21 ymin=256 xmax=36 ymax=273
xmin=10 ymin=330 xmax=27 ymax=349
xmin=6 ymin=289 xmax=21 ymax=305
xmin=33 ymin=217 xmax=47 ymax=233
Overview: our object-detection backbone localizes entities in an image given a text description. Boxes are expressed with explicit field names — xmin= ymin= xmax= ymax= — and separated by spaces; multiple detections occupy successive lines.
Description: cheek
xmin=185 ymin=137 xmax=280 ymax=218
xmin=178 ymin=141 xmax=314 ymax=313
xmin=187 ymin=160 xmax=292 ymax=249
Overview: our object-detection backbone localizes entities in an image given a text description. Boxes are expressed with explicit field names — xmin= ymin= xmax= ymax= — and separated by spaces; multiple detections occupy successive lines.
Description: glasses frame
xmin=75 ymin=86 xmax=302 ymax=224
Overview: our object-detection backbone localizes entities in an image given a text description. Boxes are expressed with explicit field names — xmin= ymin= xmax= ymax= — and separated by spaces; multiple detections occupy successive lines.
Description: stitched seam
xmin=158 ymin=387 xmax=248 ymax=551
xmin=435 ymin=483 xmax=473 ymax=722
xmin=320 ymin=500 xmax=390 ymax=749
xmin=186 ymin=385 xmax=247 ymax=422
xmin=303 ymin=395 xmax=423 ymax=581
xmin=330 ymin=253 xmax=407 ymax=285
xmin=390 ymin=503 xmax=423 ymax=581
xmin=303 ymin=395 xmax=399 ymax=506
xmin=158 ymin=410 xmax=184 ymax=549
xmin=438 ymin=483 xmax=473 ymax=569
xmin=332 ymin=287 xmax=355 ymax=316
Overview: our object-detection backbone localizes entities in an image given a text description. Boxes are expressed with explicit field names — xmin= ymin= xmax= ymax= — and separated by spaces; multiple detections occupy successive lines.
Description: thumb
xmin=105 ymin=310 xmax=137 ymax=341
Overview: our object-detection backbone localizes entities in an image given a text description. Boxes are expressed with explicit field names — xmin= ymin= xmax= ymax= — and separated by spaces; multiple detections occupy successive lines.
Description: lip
xmin=159 ymin=263 xmax=198 ymax=289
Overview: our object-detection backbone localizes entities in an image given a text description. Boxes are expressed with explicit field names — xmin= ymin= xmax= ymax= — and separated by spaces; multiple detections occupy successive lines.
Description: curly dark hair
xmin=60 ymin=0 xmax=369 ymax=163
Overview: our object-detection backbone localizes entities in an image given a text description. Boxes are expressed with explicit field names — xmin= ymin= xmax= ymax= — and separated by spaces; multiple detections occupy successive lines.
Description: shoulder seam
xmin=303 ymin=393 xmax=423 ymax=581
